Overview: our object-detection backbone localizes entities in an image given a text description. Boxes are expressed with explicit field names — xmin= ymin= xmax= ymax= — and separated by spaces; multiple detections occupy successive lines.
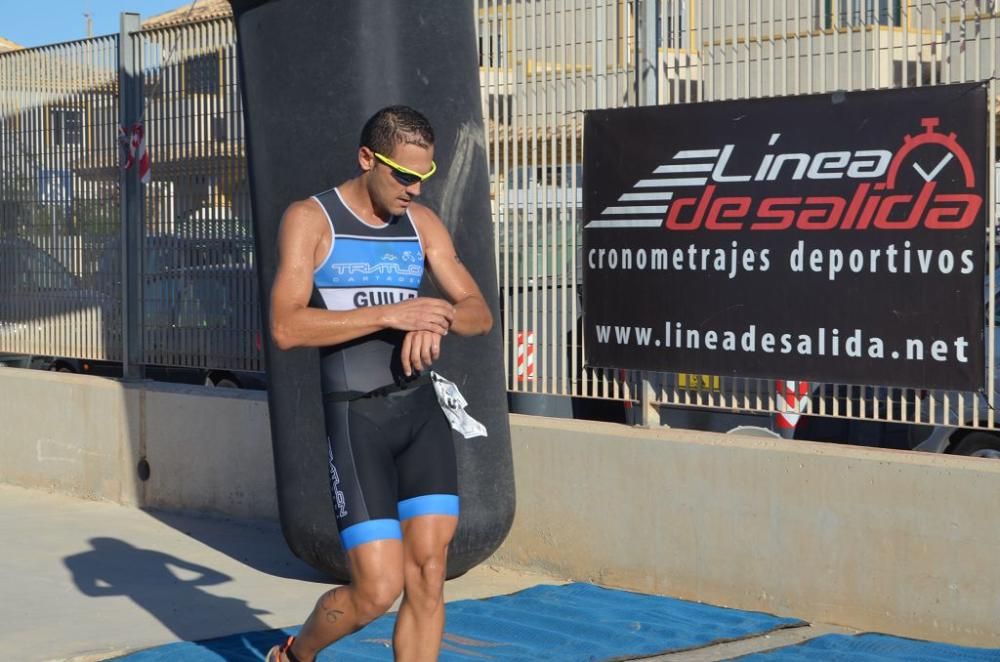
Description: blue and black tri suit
xmin=311 ymin=187 xmax=459 ymax=551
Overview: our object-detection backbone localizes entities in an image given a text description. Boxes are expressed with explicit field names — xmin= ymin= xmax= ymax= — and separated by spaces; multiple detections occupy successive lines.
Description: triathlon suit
xmin=311 ymin=187 xmax=458 ymax=551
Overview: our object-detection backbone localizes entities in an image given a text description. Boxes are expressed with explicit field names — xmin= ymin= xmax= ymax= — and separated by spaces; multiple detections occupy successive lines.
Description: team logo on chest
xmin=325 ymin=238 xmax=423 ymax=286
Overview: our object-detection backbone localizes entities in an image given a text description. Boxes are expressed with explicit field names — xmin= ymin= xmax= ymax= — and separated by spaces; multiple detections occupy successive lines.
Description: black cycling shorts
xmin=323 ymin=383 xmax=459 ymax=551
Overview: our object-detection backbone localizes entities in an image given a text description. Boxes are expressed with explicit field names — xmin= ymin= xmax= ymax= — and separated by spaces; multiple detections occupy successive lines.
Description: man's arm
xmin=411 ymin=205 xmax=493 ymax=337
xmin=269 ymin=199 xmax=455 ymax=350
xmin=399 ymin=205 xmax=493 ymax=376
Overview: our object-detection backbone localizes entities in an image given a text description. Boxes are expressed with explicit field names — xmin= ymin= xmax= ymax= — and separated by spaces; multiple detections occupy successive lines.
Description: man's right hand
xmin=386 ymin=297 xmax=455 ymax=334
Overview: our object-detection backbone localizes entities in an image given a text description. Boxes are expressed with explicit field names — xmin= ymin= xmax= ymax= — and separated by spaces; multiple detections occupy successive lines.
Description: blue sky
xmin=1 ymin=0 xmax=185 ymax=48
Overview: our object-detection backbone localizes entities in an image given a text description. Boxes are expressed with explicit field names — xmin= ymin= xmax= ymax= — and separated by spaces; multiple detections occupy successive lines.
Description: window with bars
xmin=184 ymin=52 xmax=220 ymax=95
xmin=50 ymin=108 xmax=83 ymax=146
xmin=142 ymin=70 xmax=163 ymax=100
xmin=479 ymin=33 xmax=504 ymax=67
xmin=662 ymin=0 xmax=687 ymax=50
xmin=211 ymin=116 xmax=228 ymax=143
xmin=823 ymin=0 xmax=903 ymax=29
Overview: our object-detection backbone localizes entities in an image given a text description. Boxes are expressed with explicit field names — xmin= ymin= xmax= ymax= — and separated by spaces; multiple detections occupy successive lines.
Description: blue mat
xmin=115 ymin=582 xmax=805 ymax=661
xmin=730 ymin=633 xmax=1000 ymax=661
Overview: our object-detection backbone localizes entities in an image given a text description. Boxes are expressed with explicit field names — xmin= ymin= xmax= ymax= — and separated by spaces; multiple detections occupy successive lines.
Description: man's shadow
xmin=65 ymin=537 xmax=281 ymax=658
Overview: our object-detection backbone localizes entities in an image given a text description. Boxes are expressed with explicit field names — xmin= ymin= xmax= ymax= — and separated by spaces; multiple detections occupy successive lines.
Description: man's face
xmin=365 ymin=141 xmax=435 ymax=217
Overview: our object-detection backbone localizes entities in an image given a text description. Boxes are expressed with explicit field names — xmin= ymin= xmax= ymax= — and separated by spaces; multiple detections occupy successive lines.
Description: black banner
xmin=583 ymin=83 xmax=988 ymax=391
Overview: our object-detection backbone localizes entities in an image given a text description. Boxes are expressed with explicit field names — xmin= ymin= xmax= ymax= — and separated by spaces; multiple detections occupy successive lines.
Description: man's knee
xmin=404 ymin=549 xmax=447 ymax=606
xmin=352 ymin=573 xmax=404 ymax=624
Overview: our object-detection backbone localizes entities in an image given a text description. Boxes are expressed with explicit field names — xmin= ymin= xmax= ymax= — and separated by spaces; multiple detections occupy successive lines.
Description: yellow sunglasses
xmin=372 ymin=151 xmax=437 ymax=186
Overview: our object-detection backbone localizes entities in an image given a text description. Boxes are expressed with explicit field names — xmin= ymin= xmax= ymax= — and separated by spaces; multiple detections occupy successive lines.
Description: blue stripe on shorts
xmin=398 ymin=494 xmax=460 ymax=521
xmin=339 ymin=518 xmax=402 ymax=551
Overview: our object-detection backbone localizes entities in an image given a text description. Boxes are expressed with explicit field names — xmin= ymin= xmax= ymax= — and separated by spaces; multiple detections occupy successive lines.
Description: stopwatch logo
xmin=886 ymin=117 xmax=976 ymax=189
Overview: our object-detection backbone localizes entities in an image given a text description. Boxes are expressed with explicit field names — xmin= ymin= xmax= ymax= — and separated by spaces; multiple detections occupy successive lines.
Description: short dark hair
xmin=360 ymin=105 xmax=435 ymax=155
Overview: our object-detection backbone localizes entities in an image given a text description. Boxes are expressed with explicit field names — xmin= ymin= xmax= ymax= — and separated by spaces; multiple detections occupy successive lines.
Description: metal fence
xmin=479 ymin=0 xmax=638 ymax=405
xmin=654 ymin=0 xmax=999 ymax=433
xmin=1 ymin=2 xmax=998 ymax=434
xmin=479 ymin=0 xmax=1000 ymax=435
xmin=134 ymin=18 xmax=258 ymax=372
xmin=0 ymin=35 xmax=122 ymax=361
xmin=0 ymin=17 xmax=258 ymax=375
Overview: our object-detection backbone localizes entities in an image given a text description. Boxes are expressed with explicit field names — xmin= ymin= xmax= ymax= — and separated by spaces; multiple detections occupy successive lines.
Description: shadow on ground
xmin=146 ymin=510 xmax=331 ymax=583
xmin=64 ymin=537 xmax=277 ymax=657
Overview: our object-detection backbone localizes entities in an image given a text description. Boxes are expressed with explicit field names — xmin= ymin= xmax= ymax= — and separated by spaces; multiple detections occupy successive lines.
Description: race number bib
xmin=430 ymin=371 xmax=488 ymax=439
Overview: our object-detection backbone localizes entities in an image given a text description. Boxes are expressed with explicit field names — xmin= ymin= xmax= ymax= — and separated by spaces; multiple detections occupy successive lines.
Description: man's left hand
xmin=401 ymin=330 xmax=442 ymax=376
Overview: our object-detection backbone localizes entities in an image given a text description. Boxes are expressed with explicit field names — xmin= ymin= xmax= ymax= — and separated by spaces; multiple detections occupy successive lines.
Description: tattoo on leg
xmin=321 ymin=587 xmax=345 ymax=623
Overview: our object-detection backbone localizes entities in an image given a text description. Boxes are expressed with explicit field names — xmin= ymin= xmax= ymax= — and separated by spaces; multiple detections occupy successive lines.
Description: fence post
xmin=636 ymin=0 xmax=659 ymax=106
xmin=118 ymin=12 xmax=144 ymax=380
xmin=635 ymin=0 xmax=659 ymax=426
xmin=639 ymin=373 xmax=659 ymax=428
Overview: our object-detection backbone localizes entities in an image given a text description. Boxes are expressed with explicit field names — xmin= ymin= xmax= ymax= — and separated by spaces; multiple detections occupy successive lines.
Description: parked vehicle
xmin=0 ymin=237 xmax=264 ymax=389
xmin=174 ymin=206 xmax=252 ymax=241
xmin=912 ymin=425 xmax=1000 ymax=458
xmin=143 ymin=263 xmax=264 ymax=388
xmin=794 ymin=385 xmax=916 ymax=449
xmin=92 ymin=233 xmax=254 ymax=297
xmin=50 ymin=263 xmax=266 ymax=389
xmin=0 ymin=237 xmax=118 ymax=365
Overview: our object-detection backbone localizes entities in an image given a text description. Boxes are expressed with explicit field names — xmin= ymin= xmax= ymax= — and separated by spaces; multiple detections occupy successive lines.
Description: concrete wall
xmin=2 ymin=368 xmax=999 ymax=647
xmin=495 ymin=415 xmax=1000 ymax=648
xmin=0 ymin=368 xmax=142 ymax=505
xmin=0 ymin=368 xmax=275 ymax=520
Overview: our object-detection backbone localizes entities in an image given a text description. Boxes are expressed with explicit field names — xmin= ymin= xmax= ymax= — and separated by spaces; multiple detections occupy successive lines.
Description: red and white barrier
xmin=775 ymin=380 xmax=810 ymax=438
xmin=515 ymin=331 xmax=535 ymax=382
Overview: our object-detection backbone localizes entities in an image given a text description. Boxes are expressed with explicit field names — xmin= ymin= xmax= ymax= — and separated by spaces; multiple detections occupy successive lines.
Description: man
xmin=266 ymin=106 xmax=492 ymax=662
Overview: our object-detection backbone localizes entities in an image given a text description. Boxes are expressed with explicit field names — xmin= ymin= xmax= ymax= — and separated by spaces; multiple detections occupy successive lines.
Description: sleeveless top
xmin=311 ymin=187 xmax=425 ymax=395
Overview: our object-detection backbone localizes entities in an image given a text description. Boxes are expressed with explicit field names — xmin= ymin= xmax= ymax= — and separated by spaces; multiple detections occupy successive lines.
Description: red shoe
xmin=265 ymin=635 xmax=297 ymax=662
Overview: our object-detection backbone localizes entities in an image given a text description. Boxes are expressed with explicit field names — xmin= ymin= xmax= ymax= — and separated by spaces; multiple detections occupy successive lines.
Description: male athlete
xmin=266 ymin=106 xmax=492 ymax=661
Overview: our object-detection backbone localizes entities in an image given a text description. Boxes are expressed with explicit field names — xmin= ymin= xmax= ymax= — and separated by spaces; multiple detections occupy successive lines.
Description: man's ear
xmin=358 ymin=146 xmax=375 ymax=173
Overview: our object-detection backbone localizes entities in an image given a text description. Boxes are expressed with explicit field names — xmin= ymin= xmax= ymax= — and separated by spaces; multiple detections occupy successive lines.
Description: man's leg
xmin=282 ymin=538 xmax=404 ymax=662
xmin=392 ymin=514 xmax=459 ymax=661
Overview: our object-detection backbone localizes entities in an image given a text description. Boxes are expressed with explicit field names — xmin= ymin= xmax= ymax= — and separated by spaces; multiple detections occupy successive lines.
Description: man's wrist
xmin=375 ymin=307 xmax=393 ymax=329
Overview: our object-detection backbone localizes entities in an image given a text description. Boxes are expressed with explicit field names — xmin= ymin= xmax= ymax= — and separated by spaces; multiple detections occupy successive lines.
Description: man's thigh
xmin=401 ymin=515 xmax=459 ymax=563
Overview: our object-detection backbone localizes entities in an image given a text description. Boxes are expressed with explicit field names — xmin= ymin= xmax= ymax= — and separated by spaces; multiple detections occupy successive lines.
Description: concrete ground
xmin=0 ymin=484 xmax=852 ymax=662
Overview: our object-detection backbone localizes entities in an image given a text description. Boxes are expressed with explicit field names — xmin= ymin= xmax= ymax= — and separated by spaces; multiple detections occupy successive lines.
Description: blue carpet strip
xmin=114 ymin=582 xmax=806 ymax=661
xmin=729 ymin=632 xmax=1000 ymax=661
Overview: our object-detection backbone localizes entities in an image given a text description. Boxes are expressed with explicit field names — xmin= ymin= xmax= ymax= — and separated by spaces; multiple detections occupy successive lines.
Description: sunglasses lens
xmin=391 ymin=169 xmax=422 ymax=186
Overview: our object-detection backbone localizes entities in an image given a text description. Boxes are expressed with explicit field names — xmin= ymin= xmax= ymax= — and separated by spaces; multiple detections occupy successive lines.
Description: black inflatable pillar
xmin=230 ymin=0 xmax=515 ymax=580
